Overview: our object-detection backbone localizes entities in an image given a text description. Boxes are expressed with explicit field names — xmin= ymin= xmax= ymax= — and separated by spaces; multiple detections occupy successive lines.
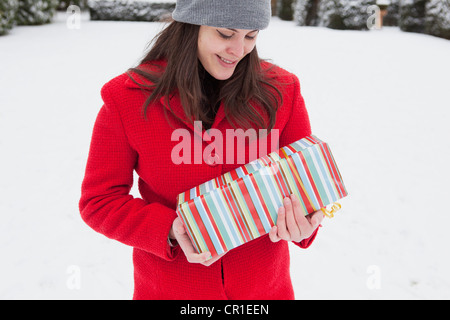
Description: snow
xmin=1 ymin=11 xmax=449 ymax=300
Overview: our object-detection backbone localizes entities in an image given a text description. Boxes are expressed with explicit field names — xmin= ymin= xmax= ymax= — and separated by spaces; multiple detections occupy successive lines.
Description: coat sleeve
xmin=79 ymin=83 xmax=180 ymax=261
xmin=279 ymin=73 xmax=318 ymax=249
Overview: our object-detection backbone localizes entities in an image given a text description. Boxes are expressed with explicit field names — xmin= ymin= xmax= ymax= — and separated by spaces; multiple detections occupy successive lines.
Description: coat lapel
xmin=125 ymin=71 xmax=227 ymax=139
xmin=159 ymin=93 xmax=227 ymax=142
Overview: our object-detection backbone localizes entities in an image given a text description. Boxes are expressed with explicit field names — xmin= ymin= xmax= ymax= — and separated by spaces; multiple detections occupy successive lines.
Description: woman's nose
xmin=226 ymin=38 xmax=245 ymax=58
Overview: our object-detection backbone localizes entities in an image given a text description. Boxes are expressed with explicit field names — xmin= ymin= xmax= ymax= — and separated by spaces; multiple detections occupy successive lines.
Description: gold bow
xmin=321 ymin=203 xmax=342 ymax=219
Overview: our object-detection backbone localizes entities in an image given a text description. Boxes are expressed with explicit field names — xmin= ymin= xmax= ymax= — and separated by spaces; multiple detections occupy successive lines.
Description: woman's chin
xmin=209 ymin=68 xmax=235 ymax=81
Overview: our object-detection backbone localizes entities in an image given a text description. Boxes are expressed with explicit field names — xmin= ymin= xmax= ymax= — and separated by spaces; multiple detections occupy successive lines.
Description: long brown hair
xmin=126 ymin=21 xmax=283 ymax=132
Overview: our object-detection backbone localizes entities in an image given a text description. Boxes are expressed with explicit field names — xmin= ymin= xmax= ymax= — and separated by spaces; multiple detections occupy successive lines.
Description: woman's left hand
xmin=269 ymin=193 xmax=324 ymax=243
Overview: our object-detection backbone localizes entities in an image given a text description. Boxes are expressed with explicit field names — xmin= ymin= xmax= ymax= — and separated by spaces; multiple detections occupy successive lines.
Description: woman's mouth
xmin=217 ymin=55 xmax=238 ymax=67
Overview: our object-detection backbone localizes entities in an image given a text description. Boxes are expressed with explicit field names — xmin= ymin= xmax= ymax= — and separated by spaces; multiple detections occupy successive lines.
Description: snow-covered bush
xmin=58 ymin=0 xmax=88 ymax=11
xmin=317 ymin=0 xmax=345 ymax=29
xmin=317 ymin=0 xmax=377 ymax=30
xmin=0 ymin=0 xmax=19 ymax=36
xmin=425 ymin=0 xmax=450 ymax=40
xmin=382 ymin=0 xmax=400 ymax=26
xmin=15 ymin=0 xmax=59 ymax=25
xmin=278 ymin=0 xmax=295 ymax=20
xmin=399 ymin=0 xmax=426 ymax=33
xmin=88 ymin=0 xmax=176 ymax=22
xmin=294 ymin=0 xmax=308 ymax=25
xmin=294 ymin=0 xmax=321 ymax=26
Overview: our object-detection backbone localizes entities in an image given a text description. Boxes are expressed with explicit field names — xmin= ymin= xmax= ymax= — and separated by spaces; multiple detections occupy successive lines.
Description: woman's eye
xmin=218 ymin=31 xmax=233 ymax=39
xmin=217 ymin=30 xmax=257 ymax=40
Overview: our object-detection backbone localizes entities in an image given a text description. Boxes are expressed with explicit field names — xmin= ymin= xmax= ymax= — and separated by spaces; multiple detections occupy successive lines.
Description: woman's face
xmin=197 ymin=25 xmax=259 ymax=80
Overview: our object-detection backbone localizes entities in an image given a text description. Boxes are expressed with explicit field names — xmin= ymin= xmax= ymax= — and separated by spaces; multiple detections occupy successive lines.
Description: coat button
xmin=206 ymin=152 xmax=220 ymax=166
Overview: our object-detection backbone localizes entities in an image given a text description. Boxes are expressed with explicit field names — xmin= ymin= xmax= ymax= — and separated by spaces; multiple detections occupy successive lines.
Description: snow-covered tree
xmin=317 ymin=0 xmax=344 ymax=29
xmin=399 ymin=0 xmax=426 ymax=33
xmin=58 ymin=0 xmax=89 ymax=11
xmin=278 ymin=0 xmax=295 ymax=20
xmin=425 ymin=0 xmax=450 ymax=40
xmin=317 ymin=0 xmax=377 ymax=30
xmin=0 ymin=0 xmax=18 ymax=36
xmin=382 ymin=0 xmax=400 ymax=26
xmin=294 ymin=0 xmax=321 ymax=26
xmin=294 ymin=0 xmax=309 ymax=25
xmin=88 ymin=0 xmax=176 ymax=22
xmin=15 ymin=0 xmax=59 ymax=25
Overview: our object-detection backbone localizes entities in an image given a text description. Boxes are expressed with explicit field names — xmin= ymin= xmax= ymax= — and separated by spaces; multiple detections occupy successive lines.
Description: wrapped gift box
xmin=176 ymin=135 xmax=347 ymax=258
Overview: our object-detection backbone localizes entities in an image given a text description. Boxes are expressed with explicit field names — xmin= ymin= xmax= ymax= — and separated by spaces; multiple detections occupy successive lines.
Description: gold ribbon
xmin=321 ymin=203 xmax=342 ymax=219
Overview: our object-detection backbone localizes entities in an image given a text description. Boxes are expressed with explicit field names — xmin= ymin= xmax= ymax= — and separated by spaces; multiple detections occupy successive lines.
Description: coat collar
xmin=124 ymin=60 xmax=227 ymax=137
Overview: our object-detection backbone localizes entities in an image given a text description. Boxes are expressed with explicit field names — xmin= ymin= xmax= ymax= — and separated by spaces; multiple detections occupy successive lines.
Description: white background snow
xmin=0 ymin=10 xmax=449 ymax=300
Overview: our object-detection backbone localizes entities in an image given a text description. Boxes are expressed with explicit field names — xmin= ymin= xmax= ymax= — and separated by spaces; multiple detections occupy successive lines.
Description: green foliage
xmin=58 ymin=0 xmax=88 ymax=10
xmin=0 ymin=0 xmax=19 ymax=36
xmin=425 ymin=0 xmax=450 ymax=40
xmin=88 ymin=0 xmax=176 ymax=22
xmin=318 ymin=0 xmax=377 ymax=30
xmin=382 ymin=0 xmax=400 ymax=26
xmin=294 ymin=0 xmax=321 ymax=26
xmin=278 ymin=0 xmax=295 ymax=20
xmin=399 ymin=0 xmax=427 ymax=33
xmin=15 ymin=0 xmax=59 ymax=25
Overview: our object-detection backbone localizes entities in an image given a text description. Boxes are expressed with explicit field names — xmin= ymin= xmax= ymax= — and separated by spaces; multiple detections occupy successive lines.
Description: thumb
xmin=173 ymin=217 xmax=187 ymax=235
xmin=269 ymin=226 xmax=281 ymax=243
xmin=311 ymin=210 xmax=323 ymax=228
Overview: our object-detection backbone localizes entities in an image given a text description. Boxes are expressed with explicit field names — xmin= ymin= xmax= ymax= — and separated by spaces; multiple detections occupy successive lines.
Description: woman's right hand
xmin=170 ymin=217 xmax=225 ymax=267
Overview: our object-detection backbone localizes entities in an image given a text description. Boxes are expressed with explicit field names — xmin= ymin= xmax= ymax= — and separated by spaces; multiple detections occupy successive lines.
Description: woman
xmin=79 ymin=0 xmax=324 ymax=300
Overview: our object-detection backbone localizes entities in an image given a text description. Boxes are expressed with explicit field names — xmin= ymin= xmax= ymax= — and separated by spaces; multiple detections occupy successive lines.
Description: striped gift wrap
xmin=175 ymin=135 xmax=347 ymax=258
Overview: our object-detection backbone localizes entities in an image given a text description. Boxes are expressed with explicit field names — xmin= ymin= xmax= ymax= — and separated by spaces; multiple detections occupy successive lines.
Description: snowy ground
xmin=1 ymin=11 xmax=449 ymax=300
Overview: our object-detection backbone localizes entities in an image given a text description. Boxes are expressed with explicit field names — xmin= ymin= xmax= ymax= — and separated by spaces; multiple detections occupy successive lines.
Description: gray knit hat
xmin=172 ymin=0 xmax=272 ymax=30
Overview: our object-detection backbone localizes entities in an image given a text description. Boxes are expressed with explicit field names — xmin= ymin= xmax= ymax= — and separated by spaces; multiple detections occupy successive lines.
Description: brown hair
xmin=126 ymin=21 xmax=283 ymax=132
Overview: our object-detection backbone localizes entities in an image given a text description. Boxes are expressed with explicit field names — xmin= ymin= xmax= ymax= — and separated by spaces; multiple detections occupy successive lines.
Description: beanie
xmin=172 ymin=0 xmax=272 ymax=30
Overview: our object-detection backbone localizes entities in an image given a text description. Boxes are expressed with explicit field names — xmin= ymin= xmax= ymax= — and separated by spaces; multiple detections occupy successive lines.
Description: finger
xmin=300 ymin=211 xmax=323 ymax=240
xmin=308 ymin=210 xmax=324 ymax=229
xmin=285 ymin=195 xmax=301 ymax=241
xmin=290 ymin=193 xmax=307 ymax=226
xmin=173 ymin=217 xmax=187 ymax=235
xmin=176 ymin=231 xmax=199 ymax=258
xmin=201 ymin=253 xmax=226 ymax=267
xmin=318 ymin=210 xmax=325 ymax=224
xmin=173 ymin=218 xmax=225 ymax=264
xmin=292 ymin=201 xmax=311 ymax=235
xmin=173 ymin=221 xmax=193 ymax=250
xmin=187 ymin=251 xmax=214 ymax=264
xmin=269 ymin=226 xmax=281 ymax=242
xmin=277 ymin=204 xmax=290 ymax=241
xmin=173 ymin=220 xmax=212 ymax=263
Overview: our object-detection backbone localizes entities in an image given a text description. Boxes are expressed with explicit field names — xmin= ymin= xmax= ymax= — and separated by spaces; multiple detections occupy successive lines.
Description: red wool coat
xmin=79 ymin=60 xmax=318 ymax=300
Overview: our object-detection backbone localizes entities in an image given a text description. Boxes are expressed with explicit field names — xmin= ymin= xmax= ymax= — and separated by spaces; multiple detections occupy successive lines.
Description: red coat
xmin=79 ymin=60 xmax=318 ymax=300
